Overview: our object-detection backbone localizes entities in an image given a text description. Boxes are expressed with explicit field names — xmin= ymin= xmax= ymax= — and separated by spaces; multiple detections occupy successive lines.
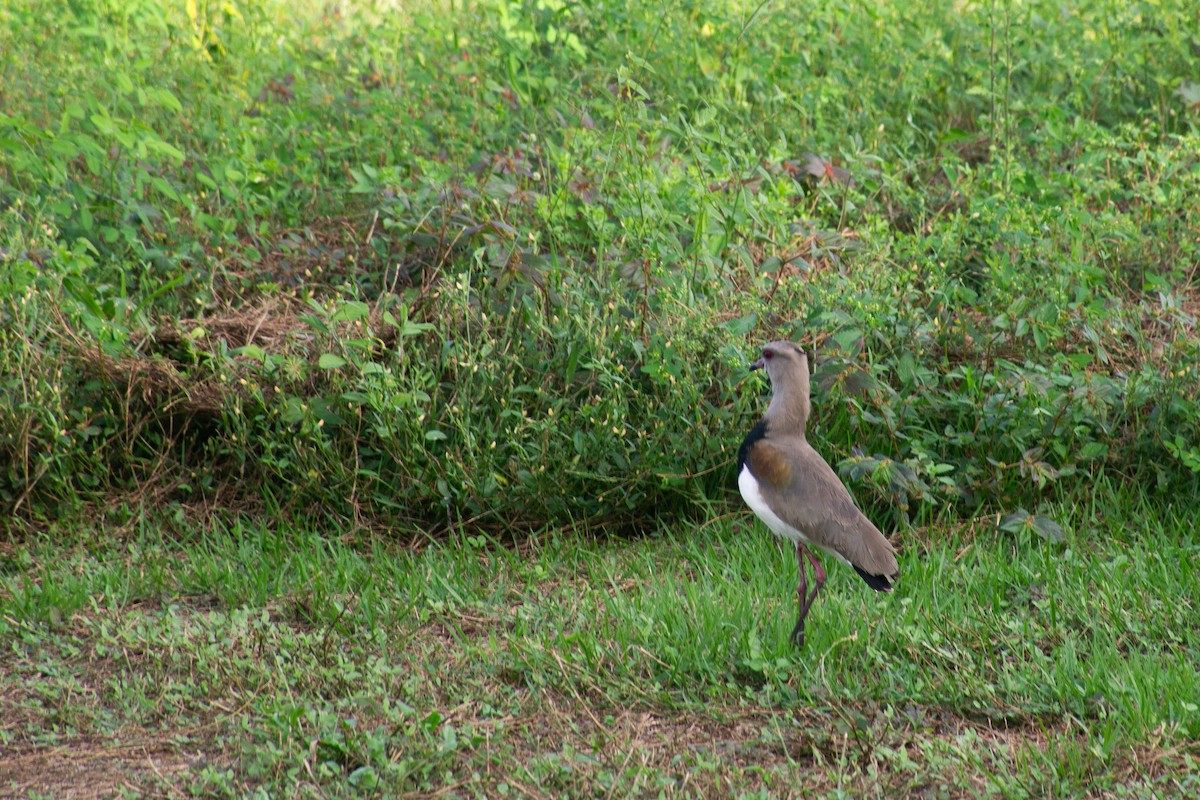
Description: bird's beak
xmin=749 ymin=357 xmax=765 ymax=371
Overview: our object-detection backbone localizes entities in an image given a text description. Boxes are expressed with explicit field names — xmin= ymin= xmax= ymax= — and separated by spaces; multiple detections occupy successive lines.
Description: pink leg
xmin=799 ymin=544 xmax=826 ymax=618
xmin=789 ymin=543 xmax=826 ymax=647
xmin=794 ymin=541 xmax=808 ymax=603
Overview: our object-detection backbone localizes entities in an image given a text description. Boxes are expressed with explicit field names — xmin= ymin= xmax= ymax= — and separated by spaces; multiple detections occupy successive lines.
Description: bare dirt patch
xmin=0 ymin=737 xmax=215 ymax=799
xmin=488 ymin=697 xmax=1190 ymax=798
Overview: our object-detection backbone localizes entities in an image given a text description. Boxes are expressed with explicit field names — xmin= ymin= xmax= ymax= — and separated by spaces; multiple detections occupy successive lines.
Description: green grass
xmin=2 ymin=480 xmax=1198 ymax=796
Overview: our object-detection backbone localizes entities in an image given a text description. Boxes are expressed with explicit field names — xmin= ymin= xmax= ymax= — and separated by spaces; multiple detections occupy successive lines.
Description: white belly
xmin=737 ymin=464 xmax=850 ymax=565
xmin=738 ymin=464 xmax=808 ymax=544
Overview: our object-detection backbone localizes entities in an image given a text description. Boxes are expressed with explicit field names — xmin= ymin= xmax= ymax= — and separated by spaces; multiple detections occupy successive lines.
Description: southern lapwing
xmin=737 ymin=341 xmax=898 ymax=647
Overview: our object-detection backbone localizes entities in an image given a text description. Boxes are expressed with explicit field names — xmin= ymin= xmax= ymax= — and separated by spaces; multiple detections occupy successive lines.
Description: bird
xmin=737 ymin=340 xmax=898 ymax=647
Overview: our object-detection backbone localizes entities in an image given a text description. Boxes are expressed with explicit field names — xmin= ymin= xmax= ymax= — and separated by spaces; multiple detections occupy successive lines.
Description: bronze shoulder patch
xmin=748 ymin=441 xmax=793 ymax=489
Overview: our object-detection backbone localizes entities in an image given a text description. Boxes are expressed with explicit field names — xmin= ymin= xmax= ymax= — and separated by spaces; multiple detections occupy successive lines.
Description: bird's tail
xmin=853 ymin=564 xmax=894 ymax=592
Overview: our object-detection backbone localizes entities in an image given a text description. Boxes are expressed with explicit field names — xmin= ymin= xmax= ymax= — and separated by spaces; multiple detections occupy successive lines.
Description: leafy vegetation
xmin=1 ymin=0 xmax=1198 ymax=795
xmin=3 ymin=0 xmax=1197 ymax=528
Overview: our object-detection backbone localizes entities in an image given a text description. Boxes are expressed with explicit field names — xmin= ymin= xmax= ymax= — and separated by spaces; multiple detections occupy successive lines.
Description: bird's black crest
xmin=853 ymin=565 xmax=893 ymax=592
xmin=737 ymin=419 xmax=768 ymax=470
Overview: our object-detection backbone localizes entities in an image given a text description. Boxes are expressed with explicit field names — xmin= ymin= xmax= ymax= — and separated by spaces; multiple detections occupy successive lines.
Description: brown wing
xmin=753 ymin=439 xmax=898 ymax=579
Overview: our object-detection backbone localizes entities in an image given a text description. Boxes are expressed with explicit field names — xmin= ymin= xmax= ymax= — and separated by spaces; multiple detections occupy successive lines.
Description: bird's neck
xmin=765 ymin=380 xmax=810 ymax=438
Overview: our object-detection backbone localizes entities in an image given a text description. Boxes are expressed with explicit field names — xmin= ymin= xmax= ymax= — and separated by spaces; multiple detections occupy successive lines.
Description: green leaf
xmin=939 ymin=127 xmax=973 ymax=143
xmin=147 ymin=87 xmax=183 ymax=113
xmin=330 ymin=301 xmax=369 ymax=323
xmin=151 ymin=176 xmax=181 ymax=203
xmin=318 ymin=354 xmax=347 ymax=369
xmin=999 ymin=509 xmax=1065 ymax=543
xmin=722 ymin=313 xmax=757 ymax=336
xmin=63 ymin=276 xmax=104 ymax=319
xmin=999 ymin=509 xmax=1032 ymax=534
xmin=1175 ymin=80 xmax=1200 ymax=108
xmin=144 ymin=138 xmax=185 ymax=162
xmin=401 ymin=321 xmax=434 ymax=337
xmin=195 ymin=170 xmax=218 ymax=190
xmin=235 ymin=344 xmax=267 ymax=362
xmin=830 ymin=327 xmax=864 ymax=356
xmin=1030 ymin=515 xmax=1066 ymax=543
xmin=896 ymin=352 xmax=918 ymax=385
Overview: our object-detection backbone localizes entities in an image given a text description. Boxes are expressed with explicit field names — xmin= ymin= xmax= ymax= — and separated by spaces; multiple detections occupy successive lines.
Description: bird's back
xmin=745 ymin=431 xmax=898 ymax=583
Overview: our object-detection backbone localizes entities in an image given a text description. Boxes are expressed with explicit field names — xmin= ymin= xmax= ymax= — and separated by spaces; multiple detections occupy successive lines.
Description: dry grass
xmin=1 ymin=740 xmax=208 ymax=800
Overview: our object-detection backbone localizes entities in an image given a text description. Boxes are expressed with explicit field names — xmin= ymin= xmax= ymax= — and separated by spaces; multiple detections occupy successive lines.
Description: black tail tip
xmin=853 ymin=565 xmax=894 ymax=592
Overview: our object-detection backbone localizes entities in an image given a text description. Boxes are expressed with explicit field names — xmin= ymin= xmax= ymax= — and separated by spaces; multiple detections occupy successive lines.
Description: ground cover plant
xmin=1 ymin=0 xmax=1198 ymax=796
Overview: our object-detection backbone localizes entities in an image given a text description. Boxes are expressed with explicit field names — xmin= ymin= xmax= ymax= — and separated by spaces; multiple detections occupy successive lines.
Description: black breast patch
xmin=737 ymin=419 xmax=768 ymax=470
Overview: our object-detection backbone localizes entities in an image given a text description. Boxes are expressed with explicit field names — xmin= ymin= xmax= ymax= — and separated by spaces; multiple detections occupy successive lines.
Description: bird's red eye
xmin=762 ymin=349 xmax=774 ymax=360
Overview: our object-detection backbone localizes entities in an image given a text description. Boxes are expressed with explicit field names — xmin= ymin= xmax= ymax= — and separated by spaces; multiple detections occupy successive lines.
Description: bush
xmin=2 ymin=0 xmax=1198 ymax=531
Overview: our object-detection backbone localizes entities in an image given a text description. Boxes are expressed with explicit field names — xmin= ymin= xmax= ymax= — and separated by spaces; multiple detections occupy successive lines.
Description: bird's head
xmin=750 ymin=340 xmax=810 ymax=388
